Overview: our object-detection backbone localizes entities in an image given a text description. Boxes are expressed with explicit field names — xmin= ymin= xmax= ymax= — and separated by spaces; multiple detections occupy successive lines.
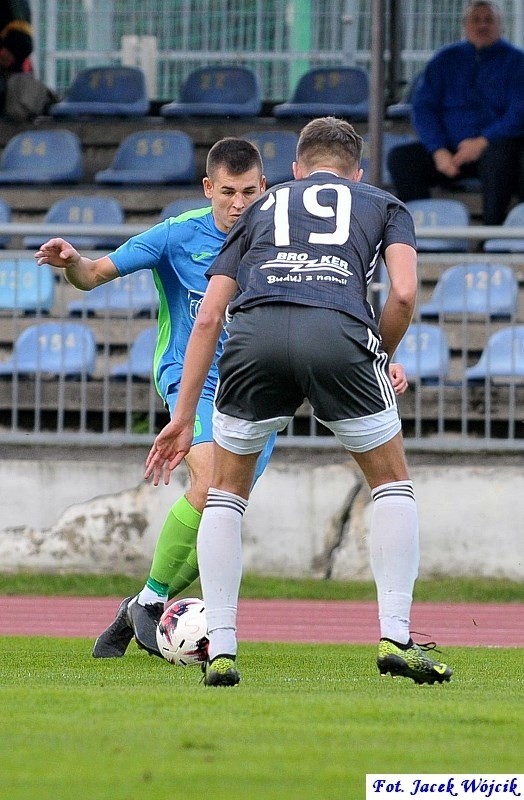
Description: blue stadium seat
xmin=361 ymin=132 xmax=416 ymax=187
xmin=160 ymin=66 xmax=262 ymax=118
xmin=0 ymin=130 xmax=83 ymax=184
xmin=466 ymin=326 xmax=524 ymax=384
xmin=23 ymin=196 xmax=126 ymax=250
xmin=420 ymin=263 xmax=518 ymax=320
xmin=386 ymin=72 xmax=423 ymax=120
xmin=50 ymin=66 xmax=150 ymax=117
xmin=0 ymin=259 xmax=55 ymax=314
xmin=0 ymin=198 xmax=11 ymax=248
xmin=243 ymin=131 xmax=298 ymax=186
xmin=483 ymin=203 xmax=524 ymax=253
xmin=94 ymin=131 xmax=196 ymax=185
xmin=394 ymin=323 xmax=450 ymax=384
xmin=452 ymin=177 xmax=482 ymax=193
xmin=110 ymin=326 xmax=156 ymax=380
xmin=159 ymin=197 xmax=211 ymax=221
xmin=273 ymin=67 xmax=369 ymax=120
xmin=406 ymin=199 xmax=470 ymax=252
xmin=0 ymin=321 xmax=96 ymax=378
xmin=68 ymin=271 xmax=158 ymax=318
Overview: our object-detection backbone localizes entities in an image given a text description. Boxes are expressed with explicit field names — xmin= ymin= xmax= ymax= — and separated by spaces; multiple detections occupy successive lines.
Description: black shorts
xmin=216 ymin=303 xmax=397 ymax=423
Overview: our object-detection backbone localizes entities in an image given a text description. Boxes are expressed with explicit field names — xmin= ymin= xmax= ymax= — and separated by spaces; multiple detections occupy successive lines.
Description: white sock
xmin=369 ymin=481 xmax=419 ymax=645
xmin=136 ymin=586 xmax=167 ymax=606
xmin=197 ymin=488 xmax=248 ymax=661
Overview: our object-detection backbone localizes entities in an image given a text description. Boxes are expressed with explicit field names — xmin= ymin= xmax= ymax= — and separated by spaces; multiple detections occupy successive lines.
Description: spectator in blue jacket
xmin=388 ymin=1 xmax=524 ymax=225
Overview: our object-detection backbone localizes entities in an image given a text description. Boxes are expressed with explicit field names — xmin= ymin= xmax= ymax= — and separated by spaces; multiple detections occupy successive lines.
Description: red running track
xmin=0 ymin=596 xmax=522 ymax=647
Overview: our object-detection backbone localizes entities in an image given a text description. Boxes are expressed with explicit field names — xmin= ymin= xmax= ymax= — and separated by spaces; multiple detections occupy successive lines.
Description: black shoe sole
xmin=377 ymin=655 xmax=452 ymax=685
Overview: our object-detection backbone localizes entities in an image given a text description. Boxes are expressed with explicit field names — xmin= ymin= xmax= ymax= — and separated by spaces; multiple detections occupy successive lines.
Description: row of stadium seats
xmin=396 ymin=200 xmax=524 ymax=254
xmin=3 ymin=128 xmax=463 ymax=194
xmin=0 ymin=195 xmax=214 ymax=251
xmin=0 ymin=263 xmax=158 ymax=316
xmin=0 ymin=124 xmax=517 ymax=239
xmin=0 ymin=126 xmax=476 ymax=196
xmin=0 ymin=321 xmax=154 ymax=380
xmin=0 ymin=128 xmax=522 ymax=252
xmin=2 ymin=318 xmax=524 ymax=386
xmin=46 ymin=65 xmax=377 ymax=121
xmin=0 ymin=129 xmax=195 ymax=186
xmin=0 ymin=129 xmax=300 ymax=187
xmin=40 ymin=64 xmax=439 ymax=124
xmin=0 ymin=260 xmax=521 ymax=319
xmin=395 ymin=323 xmax=524 ymax=385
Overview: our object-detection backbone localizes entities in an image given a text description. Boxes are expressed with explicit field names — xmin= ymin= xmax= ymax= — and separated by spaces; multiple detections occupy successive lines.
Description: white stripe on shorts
xmin=367 ymin=328 xmax=396 ymax=408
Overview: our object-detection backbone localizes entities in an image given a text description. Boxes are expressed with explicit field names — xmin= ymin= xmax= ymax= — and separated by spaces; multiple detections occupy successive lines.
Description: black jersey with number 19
xmin=206 ymin=171 xmax=416 ymax=334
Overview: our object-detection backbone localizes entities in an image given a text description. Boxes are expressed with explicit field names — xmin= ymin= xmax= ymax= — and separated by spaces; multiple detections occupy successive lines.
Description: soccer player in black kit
xmin=145 ymin=116 xmax=453 ymax=688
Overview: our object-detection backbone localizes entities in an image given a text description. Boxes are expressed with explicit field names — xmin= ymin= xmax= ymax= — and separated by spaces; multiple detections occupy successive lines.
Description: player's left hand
xmin=389 ymin=362 xmax=408 ymax=395
xmin=144 ymin=418 xmax=194 ymax=486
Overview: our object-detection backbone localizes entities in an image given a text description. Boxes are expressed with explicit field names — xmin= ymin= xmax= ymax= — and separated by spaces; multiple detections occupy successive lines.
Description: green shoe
xmin=377 ymin=638 xmax=453 ymax=685
xmin=203 ymin=655 xmax=240 ymax=687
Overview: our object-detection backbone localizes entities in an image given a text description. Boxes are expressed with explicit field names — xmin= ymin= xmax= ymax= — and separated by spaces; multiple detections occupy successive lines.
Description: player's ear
xmin=260 ymin=175 xmax=267 ymax=191
xmin=353 ymin=167 xmax=364 ymax=183
xmin=292 ymin=161 xmax=302 ymax=179
xmin=203 ymin=176 xmax=213 ymax=198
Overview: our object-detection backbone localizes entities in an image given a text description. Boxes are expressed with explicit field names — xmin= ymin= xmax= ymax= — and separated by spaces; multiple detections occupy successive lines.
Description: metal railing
xmin=1 ymin=223 xmax=524 ymax=451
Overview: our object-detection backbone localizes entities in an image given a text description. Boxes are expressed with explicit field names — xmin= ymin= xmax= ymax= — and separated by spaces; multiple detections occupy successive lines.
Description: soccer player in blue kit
xmin=146 ymin=117 xmax=454 ymax=687
xmin=35 ymin=137 xmax=274 ymax=658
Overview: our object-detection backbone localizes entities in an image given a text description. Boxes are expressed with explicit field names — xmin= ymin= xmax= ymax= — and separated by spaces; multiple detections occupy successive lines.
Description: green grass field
xmin=0 ymin=639 xmax=522 ymax=800
xmin=1 ymin=572 xmax=523 ymax=603
xmin=1 ymin=575 xmax=522 ymax=799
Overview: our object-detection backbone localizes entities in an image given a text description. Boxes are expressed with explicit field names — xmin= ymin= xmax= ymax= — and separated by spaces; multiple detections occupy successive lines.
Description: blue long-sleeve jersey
xmin=109 ymin=206 xmax=226 ymax=402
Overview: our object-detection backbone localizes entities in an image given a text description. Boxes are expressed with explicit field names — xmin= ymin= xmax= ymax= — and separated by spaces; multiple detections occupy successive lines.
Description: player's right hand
xmin=34 ymin=238 xmax=81 ymax=270
xmin=144 ymin=417 xmax=194 ymax=486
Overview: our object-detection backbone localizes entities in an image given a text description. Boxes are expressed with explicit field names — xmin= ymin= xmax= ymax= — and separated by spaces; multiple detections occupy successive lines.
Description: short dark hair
xmin=296 ymin=117 xmax=363 ymax=174
xmin=206 ymin=137 xmax=263 ymax=178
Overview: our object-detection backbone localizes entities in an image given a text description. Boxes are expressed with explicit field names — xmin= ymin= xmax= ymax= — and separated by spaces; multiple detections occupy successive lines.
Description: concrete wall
xmin=1 ymin=445 xmax=523 ymax=580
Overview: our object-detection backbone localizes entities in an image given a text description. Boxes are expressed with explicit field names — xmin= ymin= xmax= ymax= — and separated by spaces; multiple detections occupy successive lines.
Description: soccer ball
xmin=155 ymin=597 xmax=208 ymax=667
